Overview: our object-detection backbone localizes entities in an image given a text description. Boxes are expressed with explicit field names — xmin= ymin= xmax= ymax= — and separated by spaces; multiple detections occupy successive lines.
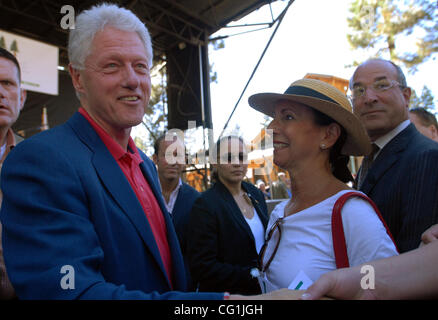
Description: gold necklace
xmin=235 ymin=192 xmax=253 ymax=216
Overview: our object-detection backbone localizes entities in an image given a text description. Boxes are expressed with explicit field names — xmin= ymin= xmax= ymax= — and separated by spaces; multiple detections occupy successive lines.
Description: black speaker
xmin=166 ymin=42 xmax=212 ymax=130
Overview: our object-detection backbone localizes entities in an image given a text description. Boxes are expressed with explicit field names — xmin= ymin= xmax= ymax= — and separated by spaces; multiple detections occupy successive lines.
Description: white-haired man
xmin=0 ymin=3 xmax=296 ymax=301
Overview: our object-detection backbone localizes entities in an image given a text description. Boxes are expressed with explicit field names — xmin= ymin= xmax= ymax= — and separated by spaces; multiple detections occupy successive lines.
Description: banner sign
xmin=0 ymin=29 xmax=59 ymax=95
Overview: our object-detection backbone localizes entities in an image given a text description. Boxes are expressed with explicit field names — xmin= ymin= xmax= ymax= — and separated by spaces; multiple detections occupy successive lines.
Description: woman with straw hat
xmin=248 ymin=78 xmax=398 ymax=292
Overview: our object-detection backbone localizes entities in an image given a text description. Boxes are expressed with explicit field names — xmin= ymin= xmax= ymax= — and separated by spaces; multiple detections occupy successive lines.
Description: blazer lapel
xmin=216 ymin=182 xmax=256 ymax=243
xmin=361 ymin=125 xmax=415 ymax=194
xmin=139 ymin=157 xmax=186 ymax=289
xmin=68 ymin=113 xmax=170 ymax=285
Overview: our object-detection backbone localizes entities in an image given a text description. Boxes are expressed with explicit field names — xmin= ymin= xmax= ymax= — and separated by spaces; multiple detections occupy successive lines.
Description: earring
xmin=320 ymin=143 xmax=326 ymax=150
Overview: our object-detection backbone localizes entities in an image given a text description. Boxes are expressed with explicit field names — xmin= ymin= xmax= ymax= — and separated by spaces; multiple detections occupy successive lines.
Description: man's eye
xmin=135 ymin=63 xmax=149 ymax=73
xmin=374 ymin=81 xmax=389 ymax=90
xmin=353 ymin=87 xmax=365 ymax=95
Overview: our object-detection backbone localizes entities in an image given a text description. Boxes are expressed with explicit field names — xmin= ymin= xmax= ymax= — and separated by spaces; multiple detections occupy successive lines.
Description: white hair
xmin=68 ymin=3 xmax=153 ymax=70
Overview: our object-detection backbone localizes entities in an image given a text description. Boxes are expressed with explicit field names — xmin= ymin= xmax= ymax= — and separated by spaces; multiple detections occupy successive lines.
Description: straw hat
xmin=248 ymin=78 xmax=371 ymax=156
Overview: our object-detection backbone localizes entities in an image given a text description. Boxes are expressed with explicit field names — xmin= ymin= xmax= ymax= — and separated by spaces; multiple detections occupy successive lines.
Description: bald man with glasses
xmin=351 ymin=59 xmax=438 ymax=253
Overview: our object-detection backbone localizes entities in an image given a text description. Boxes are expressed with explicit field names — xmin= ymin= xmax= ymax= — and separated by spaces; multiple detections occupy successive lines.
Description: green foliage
xmin=410 ymin=85 xmax=436 ymax=111
xmin=9 ymin=40 xmax=19 ymax=53
xmin=347 ymin=0 xmax=437 ymax=73
xmin=142 ymin=63 xmax=167 ymax=143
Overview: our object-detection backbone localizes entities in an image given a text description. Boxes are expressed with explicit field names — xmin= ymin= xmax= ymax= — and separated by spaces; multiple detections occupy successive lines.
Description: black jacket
xmin=358 ymin=124 xmax=438 ymax=252
xmin=187 ymin=180 xmax=268 ymax=295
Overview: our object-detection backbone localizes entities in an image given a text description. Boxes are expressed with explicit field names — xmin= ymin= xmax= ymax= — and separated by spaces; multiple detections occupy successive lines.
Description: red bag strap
xmin=331 ymin=191 xmax=398 ymax=269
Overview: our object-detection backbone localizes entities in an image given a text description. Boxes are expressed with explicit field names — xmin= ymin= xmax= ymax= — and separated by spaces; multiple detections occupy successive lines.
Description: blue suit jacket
xmin=359 ymin=124 xmax=438 ymax=252
xmin=0 ymin=112 xmax=223 ymax=300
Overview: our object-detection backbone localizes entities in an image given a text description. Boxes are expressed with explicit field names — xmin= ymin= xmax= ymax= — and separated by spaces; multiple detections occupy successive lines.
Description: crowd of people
xmin=0 ymin=3 xmax=437 ymax=300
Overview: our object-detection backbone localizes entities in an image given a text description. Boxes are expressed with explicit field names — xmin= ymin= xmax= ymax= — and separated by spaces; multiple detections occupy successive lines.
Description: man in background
xmin=270 ymin=172 xmax=290 ymax=199
xmin=0 ymin=47 xmax=26 ymax=299
xmin=351 ymin=58 xmax=438 ymax=253
xmin=0 ymin=4 xmax=222 ymax=300
xmin=409 ymin=107 xmax=438 ymax=142
xmin=153 ymin=132 xmax=199 ymax=289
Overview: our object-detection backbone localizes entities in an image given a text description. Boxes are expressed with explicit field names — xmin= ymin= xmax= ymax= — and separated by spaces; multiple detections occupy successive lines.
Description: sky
xmin=134 ymin=0 xmax=437 ymax=155
xmin=207 ymin=0 xmax=437 ymax=144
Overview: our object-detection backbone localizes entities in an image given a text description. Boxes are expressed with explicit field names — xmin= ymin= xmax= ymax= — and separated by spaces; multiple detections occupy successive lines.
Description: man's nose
xmin=0 ymin=84 xmax=7 ymax=98
xmin=122 ymin=66 xmax=140 ymax=89
xmin=363 ymin=86 xmax=379 ymax=104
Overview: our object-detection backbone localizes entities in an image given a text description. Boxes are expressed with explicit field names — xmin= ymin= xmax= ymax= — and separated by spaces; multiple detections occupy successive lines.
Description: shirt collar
xmin=374 ymin=119 xmax=411 ymax=152
xmin=160 ymin=178 xmax=182 ymax=213
xmin=1 ymin=128 xmax=18 ymax=163
xmin=78 ymin=107 xmax=141 ymax=162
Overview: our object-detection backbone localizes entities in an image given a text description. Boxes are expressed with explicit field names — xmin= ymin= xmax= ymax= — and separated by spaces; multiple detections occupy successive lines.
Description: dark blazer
xmin=0 ymin=112 xmax=222 ymax=300
xmin=187 ymin=180 xmax=269 ymax=295
xmin=359 ymin=124 xmax=438 ymax=252
xmin=171 ymin=182 xmax=200 ymax=290
xmin=172 ymin=182 xmax=200 ymax=255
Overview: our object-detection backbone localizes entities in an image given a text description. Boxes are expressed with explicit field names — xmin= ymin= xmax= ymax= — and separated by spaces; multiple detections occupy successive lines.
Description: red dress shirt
xmin=78 ymin=108 xmax=173 ymax=287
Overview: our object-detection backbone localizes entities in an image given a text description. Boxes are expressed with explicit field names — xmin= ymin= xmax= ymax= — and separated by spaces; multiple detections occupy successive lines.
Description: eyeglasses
xmin=350 ymin=79 xmax=402 ymax=100
xmin=258 ymin=217 xmax=283 ymax=273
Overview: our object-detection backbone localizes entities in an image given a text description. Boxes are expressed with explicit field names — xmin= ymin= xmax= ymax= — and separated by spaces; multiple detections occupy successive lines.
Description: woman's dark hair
xmin=311 ymin=108 xmax=353 ymax=183
xmin=210 ymin=135 xmax=245 ymax=183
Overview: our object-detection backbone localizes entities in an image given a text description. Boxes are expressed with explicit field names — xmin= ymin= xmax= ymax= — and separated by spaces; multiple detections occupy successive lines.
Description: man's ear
xmin=152 ymin=153 xmax=158 ymax=165
xmin=429 ymin=125 xmax=438 ymax=140
xmin=402 ymin=87 xmax=412 ymax=108
xmin=19 ymin=88 xmax=27 ymax=111
xmin=68 ymin=63 xmax=85 ymax=95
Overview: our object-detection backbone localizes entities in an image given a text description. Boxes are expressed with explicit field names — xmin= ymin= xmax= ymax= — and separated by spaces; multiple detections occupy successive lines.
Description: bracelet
xmin=223 ymin=292 xmax=230 ymax=300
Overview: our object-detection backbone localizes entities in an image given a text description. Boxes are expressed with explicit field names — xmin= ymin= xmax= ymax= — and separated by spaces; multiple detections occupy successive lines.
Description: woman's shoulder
xmin=270 ymin=199 xmax=289 ymax=217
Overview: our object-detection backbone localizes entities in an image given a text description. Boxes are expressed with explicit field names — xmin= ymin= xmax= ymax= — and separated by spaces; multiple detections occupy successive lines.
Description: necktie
xmin=357 ymin=143 xmax=379 ymax=189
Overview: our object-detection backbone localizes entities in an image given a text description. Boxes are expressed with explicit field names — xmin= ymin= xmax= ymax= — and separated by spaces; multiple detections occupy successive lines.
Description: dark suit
xmin=172 ymin=182 xmax=200 ymax=255
xmin=187 ymin=180 xmax=268 ymax=295
xmin=0 ymin=112 xmax=222 ymax=300
xmin=171 ymin=182 xmax=200 ymax=289
xmin=359 ymin=123 xmax=438 ymax=252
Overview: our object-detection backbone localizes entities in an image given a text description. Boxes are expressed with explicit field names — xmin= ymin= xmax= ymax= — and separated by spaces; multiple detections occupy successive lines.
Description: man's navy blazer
xmin=0 ymin=112 xmax=222 ymax=300
xmin=359 ymin=123 xmax=438 ymax=252
xmin=172 ymin=183 xmax=200 ymax=256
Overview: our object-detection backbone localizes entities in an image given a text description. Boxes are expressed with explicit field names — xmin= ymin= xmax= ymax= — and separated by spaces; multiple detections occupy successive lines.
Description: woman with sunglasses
xmin=248 ymin=78 xmax=398 ymax=292
xmin=186 ymin=135 xmax=269 ymax=294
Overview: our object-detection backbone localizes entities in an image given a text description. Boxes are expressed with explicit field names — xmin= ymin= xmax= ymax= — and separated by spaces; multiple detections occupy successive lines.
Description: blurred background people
xmin=187 ymin=135 xmax=269 ymax=294
xmin=248 ymin=78 xmax=397 ymax=291
xmin=409 ymin=108 xmax=438 ymax=142
xmin=270 ymin=172 xmax=290 ymax=199
xmin=256 ymin=179 xmax=271 ymax=200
